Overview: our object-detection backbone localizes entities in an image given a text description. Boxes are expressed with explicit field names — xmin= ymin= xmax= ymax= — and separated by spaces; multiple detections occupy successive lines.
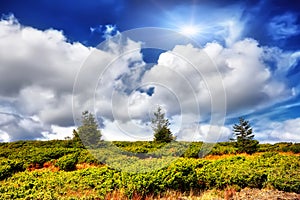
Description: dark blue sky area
xmin=1 ymin=0 xmax=299 ymax=49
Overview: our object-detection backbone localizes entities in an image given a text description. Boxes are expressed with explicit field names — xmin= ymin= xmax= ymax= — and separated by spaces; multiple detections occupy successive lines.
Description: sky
xmin=0 ymin=0 xmax=299 ymax=143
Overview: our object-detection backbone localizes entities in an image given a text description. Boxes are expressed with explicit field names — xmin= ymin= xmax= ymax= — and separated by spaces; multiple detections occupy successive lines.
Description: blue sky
xmin=0 ymin=0 xmax=299 ymax=143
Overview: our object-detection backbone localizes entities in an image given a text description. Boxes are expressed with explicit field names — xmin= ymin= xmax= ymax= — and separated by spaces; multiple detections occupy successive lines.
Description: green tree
xmin=151 ymin=106 xmax=174 ymax=143
xmin=231 ymin=117 xmax=258 ymax=154
xmin=77 ymin=111 xmax=102 ymax=148
xmin=72 ymin=129 xmax=80 ymax=141
xmin=71 ymin=129 xmax=85 ymax=148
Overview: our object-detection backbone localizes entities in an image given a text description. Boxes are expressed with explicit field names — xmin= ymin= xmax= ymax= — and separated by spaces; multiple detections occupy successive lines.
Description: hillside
xmin=0 ymin=140 xmax=299 ymax=199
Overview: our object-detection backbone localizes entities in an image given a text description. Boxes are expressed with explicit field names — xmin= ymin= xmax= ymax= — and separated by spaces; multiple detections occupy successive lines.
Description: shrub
xmin=55 ymin=153 xmax=78 ymax=171
xmin=0 ymin=159 xmax=25 ymax=180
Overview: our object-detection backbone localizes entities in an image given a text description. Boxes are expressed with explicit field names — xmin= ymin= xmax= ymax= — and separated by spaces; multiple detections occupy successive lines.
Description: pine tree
xmin=231 ymin=117 xmax=258 ymax=154
xmin=77 ymin=111 xmax=102 ymax=148
xmin=72 ymin=129 xmax=80 ymax=142
xmin=151 ymin=106 xmax=174 ymax=143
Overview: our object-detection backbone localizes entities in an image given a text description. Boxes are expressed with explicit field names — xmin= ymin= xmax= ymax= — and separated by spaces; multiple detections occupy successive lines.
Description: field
xmin=0 ymin=140 xmax=299 ymax=199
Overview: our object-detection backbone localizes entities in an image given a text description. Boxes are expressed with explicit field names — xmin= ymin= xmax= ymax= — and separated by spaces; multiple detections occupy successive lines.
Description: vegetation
xmin=231 ymin=117 xmax=259 ymax=154
xmin=0 ymin=139 xmax=299 ymax=199
xmin=0 ymin=151 xmax=299 ymax=199
xmin=55 ymin=153 xmax=79 ymax=171
xmin=151 ymin=106 xmax=174 ymax=143
xmin=77 ymin=111 xmax=102 ymax=148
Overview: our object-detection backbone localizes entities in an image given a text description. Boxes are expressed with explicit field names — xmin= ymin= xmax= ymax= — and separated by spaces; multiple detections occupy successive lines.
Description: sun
xmin=180 ymin=25 xmax=199 ymax=36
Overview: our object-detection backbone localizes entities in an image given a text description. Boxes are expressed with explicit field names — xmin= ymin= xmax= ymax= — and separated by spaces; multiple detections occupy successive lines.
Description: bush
xmin=77 ymin=150 xmax=100 ymax=164
xmin=183 ymin=142 xmax=203 ymax=158
xmin=0 ymin=159 xmax=25 ymax=180
xmin=55 ymin=153 xmax=78 ymax=171
xmin=0 ymin=165 xmax=12 ymax=180
xmin=0 ymin=153 xmax=299 ymax=198
xmin=290 ymin=143 xmax=300 ymax=153
xmin=210 ymin=142 xmax=237 ymax=155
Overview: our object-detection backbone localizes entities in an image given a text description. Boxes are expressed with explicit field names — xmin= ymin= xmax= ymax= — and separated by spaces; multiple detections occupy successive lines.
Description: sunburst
xmin=180 ymin=25 xmax=199 ymax=36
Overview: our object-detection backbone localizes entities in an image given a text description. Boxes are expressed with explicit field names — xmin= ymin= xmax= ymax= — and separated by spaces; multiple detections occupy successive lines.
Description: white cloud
xmin=41 ymin=125 xmax=75 ymax=140
xmin=222 ymin=20 xmax=244 ymax=47
xmin=256 ymin=118 xmax=300 ymax=143
xmin=103 ymin=24 xmax=119 ymax=39
xmin=0 ymin=130 xmax=10 ymax=142
xmin=206 ymin=39 xmax=292 ymax=113
xmin=0 ymin=15 xmax=90 ymax=98
xmin=90 ymin=24 xmax=119 ymax=39
xmin=0 ymin=15 xmax=92 ymax=140
xmin=0 ymin=15 xmax=148 ymax=141
xmin=142 ymin=38 xmax=293 ymax=121
xmin=268 ymin=12 xmax=300 ymax=40
xmin=101 ymin=119 xmax=153 ymax=141
xmin=175 ymin=123 xmax=231 ymax=142
xmin=0 ymin=112 xmax=49 ymax=141
xmin=16 ymin=86 xmax=55 ymax=115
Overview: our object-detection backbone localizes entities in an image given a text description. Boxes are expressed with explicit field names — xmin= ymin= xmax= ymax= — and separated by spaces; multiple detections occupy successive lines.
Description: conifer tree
xmin=232 ymin=117 xmax=258 ymax=154
xmin=77 ymin=111 xmax=102 ymax=148
xmin=151 ymin=106 xmax=174 ymax=143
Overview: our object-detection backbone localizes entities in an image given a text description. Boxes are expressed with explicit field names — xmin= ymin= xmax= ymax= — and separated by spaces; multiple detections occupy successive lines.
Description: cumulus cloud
xmin=0 ymin=112 xmax=49 ymax=141
xmin=0 ymin=15 xmax=146 ymax=141
xmin=214 ymin=39 xmax=291 ymax=112
xmin=0 ymin=22 xmax=89 ymax=97
xmin=143 ymin=38 xmax=293 ymax=119
xmin=255 ymin=118 xmax=300 ymax=143
xmin=0 ymin=15 xmax=91 ymax=140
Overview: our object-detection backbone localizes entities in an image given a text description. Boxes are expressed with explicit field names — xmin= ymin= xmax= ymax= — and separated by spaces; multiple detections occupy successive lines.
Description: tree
xmin=231 ymin=117 xmax=258 ymax=154
xmin=77 ymin=111 xmax=102 ymax=148
xmin=71 ymin=129 xmax=84 ymax=148
xmin=72 ymin=129 xmax=80 ymax=142
xmin=151 ymin=106 xmax=174 ymax=143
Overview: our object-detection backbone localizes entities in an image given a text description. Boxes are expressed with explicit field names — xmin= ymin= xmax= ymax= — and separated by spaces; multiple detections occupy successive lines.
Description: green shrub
xmin=55 ymin=153 xmax=78 ymax=171
xmin=77 ymin=150 xmax=100 ymax=164
xmin=0 ymin=164 xmax=12 ymax=180
xmin=0 ymin=159 xmax=25 ymax=180
xmin=210 ymin=143 xmax=237 ymax=155
xmin=181 ymin=142 xmax=202 ymax=158
xmin=290 ymin=143 xmax=300 ymax=153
